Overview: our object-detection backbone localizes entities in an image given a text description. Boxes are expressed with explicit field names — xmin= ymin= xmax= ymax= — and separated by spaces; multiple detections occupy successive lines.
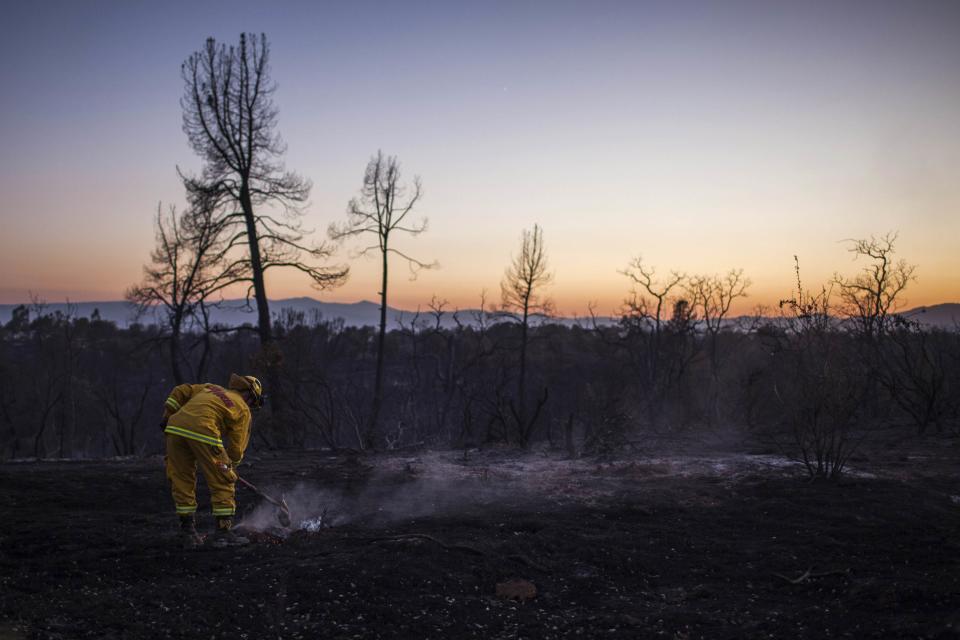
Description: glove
xmin=217 ymin=462 xmax=238 ymax=483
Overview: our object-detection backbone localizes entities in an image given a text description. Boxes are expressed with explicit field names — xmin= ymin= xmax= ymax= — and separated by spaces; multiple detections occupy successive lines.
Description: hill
xmin=0 ymin=298 xmax=956 ymax=331
xmin=899 ymin=303 xmax=960 ymax=329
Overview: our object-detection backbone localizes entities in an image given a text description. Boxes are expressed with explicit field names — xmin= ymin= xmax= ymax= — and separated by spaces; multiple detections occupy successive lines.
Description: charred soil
xmin=1 ymin=442 xmax=959 ymax=639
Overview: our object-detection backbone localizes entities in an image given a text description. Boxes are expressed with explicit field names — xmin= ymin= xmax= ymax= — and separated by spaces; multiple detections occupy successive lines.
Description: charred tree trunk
xmin=240 ymin=182 xmax=282 ymax=414
xmin=517 ymin=304 xmax=529 ymax=433
xmin=240 ymin=184 xmax=273 ymax=347
xmin=368 ymin=237 xmax=390 ymax=446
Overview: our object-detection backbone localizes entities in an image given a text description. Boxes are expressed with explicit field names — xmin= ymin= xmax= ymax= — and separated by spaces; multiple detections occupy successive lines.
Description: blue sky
xmin=2 ymin=0 xmax=958 ymax=311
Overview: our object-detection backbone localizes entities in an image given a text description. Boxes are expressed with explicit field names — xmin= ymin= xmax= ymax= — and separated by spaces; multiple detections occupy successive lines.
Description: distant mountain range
xmin=0 ymin=298 xmax=408 ymax=330
xmin=896 ymin=303 xmax=960 ymax=329
xmin=0 ymin=297 xmax=579 ymax=330
xmin=0 ymin=297 xmax=957 ymax=331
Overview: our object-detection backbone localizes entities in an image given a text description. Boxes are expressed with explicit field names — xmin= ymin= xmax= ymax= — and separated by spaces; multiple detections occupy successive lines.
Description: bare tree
xmin=500 ymin=224 xmax=553 ymax=445
xmin=779 ymin=256 xmax=834 ymax=335
xmin=621 ymin=258 xmax=686 ymax=335
xmin=688 ymin=269 xmax=751 ymax=339
xmin=329 ymin=151 xmax=434 ymax=444
xmin=883 ymin=317 xmax=951 ymax=434
xmin=96 ymin=375 xmax=154 ymax=456
xmin=773 ymin=265 xmax=864 ymax=479
xmin=834 ymin=232 xmax=916 ymax=340
xmin=180 ymin=33 xmax=346 ymax=351
xmin=832 ymin=233 xmax=916 ymax=422
xmin=619 ymin=258 xmax=689 ymax=426
xmin=688 ymin=268 xmax=750 ymax=426
xmin=126 ymin=203 xmax=239 ymax=383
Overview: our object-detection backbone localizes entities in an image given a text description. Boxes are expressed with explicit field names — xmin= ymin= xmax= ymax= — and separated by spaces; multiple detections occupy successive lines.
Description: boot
xmin=210 ymin=516 xmax=250 ymax=548
xmin=178 ymin=515 xmax=203 ymax=550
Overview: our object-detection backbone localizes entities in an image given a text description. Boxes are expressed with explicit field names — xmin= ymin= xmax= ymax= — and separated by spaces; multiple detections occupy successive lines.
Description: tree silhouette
xmin=500 ymin=223 xmax=553 ymax=445
xmin=126 ymin=203 xmax=240 ymax=383
xmin=687 ymin=268 xmax=750 ymax=425
xmin=179 ymin=33 xmax=346 ymax=351
xmin=329 ymin=151 xmax=434 ymax=445
xmin=834 ymin=232 xmax=916 ymax=340
xmin=833 ymin=232 xmax=917 ymax=423
xmin=619 ymin=257 xmax=688 ymax=426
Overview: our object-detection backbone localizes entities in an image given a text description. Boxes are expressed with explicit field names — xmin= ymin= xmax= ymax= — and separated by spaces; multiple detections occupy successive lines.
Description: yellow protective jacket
xmin=163 ymin=383 xmax=252 ymax=464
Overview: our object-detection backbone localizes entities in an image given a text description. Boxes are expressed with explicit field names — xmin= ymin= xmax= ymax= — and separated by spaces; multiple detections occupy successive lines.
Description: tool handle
xmin=235 ymin=474 xmax=283 ymax=508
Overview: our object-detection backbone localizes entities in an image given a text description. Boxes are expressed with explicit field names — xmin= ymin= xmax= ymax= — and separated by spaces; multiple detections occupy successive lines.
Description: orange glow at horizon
xmin=3 ymin=234 xmax=956 ymax=319
xmin=2 ymin=3 xmax=959 ymax=314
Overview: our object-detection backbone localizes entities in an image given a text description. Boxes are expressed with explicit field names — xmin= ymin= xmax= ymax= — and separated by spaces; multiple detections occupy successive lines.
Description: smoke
xmin=236 ymin=451 xmax=810 ymax=534
xmin=239 ymin=484 xmax=345 ymax=533
xmin=237 ymin=472 xmax=509 ymax=534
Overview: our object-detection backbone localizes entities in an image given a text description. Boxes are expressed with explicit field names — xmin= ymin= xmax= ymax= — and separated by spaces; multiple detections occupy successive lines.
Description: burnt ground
xmin=1 ymin=440 xmax=959 ymax=639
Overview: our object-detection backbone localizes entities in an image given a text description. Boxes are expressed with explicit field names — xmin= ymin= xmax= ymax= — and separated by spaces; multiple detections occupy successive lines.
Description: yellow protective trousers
xmin=165 ymin=433 xmax=238 ymax=517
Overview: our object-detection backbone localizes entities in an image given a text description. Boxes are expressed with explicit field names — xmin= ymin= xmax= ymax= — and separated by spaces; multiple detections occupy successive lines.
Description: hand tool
xmin=228 ymin=468 xmax=292 ymax=527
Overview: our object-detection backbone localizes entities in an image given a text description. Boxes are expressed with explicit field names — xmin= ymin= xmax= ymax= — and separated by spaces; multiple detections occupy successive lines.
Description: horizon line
xmin=1 ymin=295 xmax=957 ymax=317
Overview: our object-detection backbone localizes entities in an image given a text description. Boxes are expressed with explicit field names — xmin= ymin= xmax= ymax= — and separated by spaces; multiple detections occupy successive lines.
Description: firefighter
xmin=161 ymin=373 xmax=263 ymax=549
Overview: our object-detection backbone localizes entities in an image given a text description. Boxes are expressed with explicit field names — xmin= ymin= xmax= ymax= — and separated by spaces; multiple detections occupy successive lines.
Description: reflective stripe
xmin=165 ymin=397 xmax=181 ymax=410
xmin=176 ymin=505 xmax=197 ymax=513
xmin=164 ymin=425 xmax=223 ymax=447
xmin=212 ymin=508 xmax=235 ymax=515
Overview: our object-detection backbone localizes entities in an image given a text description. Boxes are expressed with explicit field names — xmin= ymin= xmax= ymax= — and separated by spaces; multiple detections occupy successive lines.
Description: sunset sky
xmin=2 ymin=0 xmax=958 ymax=316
